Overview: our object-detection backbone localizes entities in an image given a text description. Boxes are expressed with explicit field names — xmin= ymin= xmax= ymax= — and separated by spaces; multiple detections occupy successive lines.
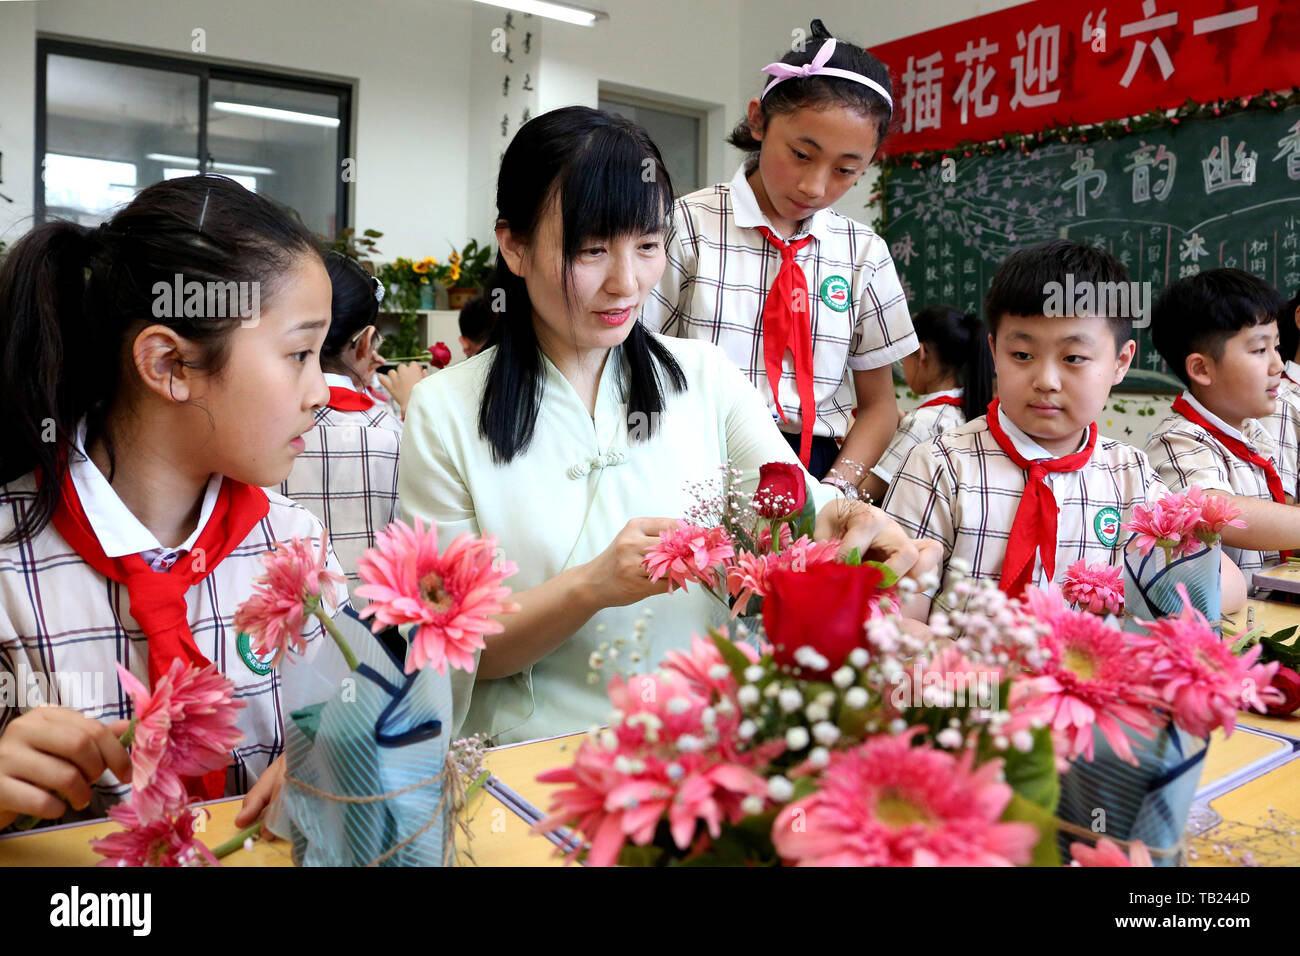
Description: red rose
xmin=428 ymin=342 xmax=452 ymax=369
xmin=1265 ymin=666 xmax=1300 ymax=716
xmin=762 ymin=561 xmax=883 ymax=680
xmin=754 ymin=462 xmax=807 ymax=520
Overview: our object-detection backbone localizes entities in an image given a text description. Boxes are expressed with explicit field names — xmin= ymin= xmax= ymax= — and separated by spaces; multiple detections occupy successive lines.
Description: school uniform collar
xmin=995 ymin=404 xmax=1090 ymax=461
xmin=919 ymin=387 xmax=964 ymax=403
xmin=728 ymin=164 xmax=832 ymax=244
xmin=1178 ymin=390 xmax=1274 ymax=454
xmin=1286 ymin=360 xmax=1300 ymax=385
xmin=68 ymin=419 xmax=223 ymax=560
xmin=324 ymin=372 xmax=364 ymax=392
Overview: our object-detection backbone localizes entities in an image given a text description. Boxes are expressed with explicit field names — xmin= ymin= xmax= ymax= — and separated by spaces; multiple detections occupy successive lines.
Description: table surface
xmin=4 ymin=601 xmax=1299 ymax=868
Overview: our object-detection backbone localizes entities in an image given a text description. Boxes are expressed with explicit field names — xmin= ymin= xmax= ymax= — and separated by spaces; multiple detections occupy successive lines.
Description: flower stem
xmin=313 ymin=605 xmax=360 ymax=672
xmin=211 ymin=821 xmax=263 ymax=859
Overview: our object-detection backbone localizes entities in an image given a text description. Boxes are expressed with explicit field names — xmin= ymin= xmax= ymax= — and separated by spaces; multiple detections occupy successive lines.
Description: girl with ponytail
xmin=398 ymin=106 xmax=938 ymax=745
xmin=643 ymin=18 xmax=917 ymax=493
xmin=0 ymin=175 xmax=349 ymax=830
xmin=861 ymin=304 xmax=995 ymax=504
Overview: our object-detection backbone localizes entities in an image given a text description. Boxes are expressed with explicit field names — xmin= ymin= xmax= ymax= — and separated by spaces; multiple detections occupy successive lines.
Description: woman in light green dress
xmin=399 ymin=106 xmax=939 ymax=744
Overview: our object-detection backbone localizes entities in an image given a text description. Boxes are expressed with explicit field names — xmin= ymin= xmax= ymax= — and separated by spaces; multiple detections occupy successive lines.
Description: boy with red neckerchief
xmin=883 ymin=241 xmax=1246 ymax=622
xmin=1146 ymin=270 xmax=1300 ymax=590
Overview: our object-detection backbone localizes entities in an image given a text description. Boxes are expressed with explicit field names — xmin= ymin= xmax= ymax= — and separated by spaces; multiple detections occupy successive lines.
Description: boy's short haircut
xmin=459 ymin=294 xmax=498 ymax=346
xmin=983 ymin=239 xmax=1133 ymax=347
xmin=1150 ymin=268 xmax=1286 ymax=388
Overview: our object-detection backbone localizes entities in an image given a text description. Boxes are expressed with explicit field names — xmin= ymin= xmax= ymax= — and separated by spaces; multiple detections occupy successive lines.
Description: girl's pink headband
xmin=760 ymin=38 xmax=893 ymax=113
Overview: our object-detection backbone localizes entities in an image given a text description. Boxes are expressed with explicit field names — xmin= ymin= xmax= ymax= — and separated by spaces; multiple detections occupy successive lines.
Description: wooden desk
xmin=1199 ymin=726 xmax=1291 ymax=795
xmin=0 ymin=735 xmax=580 ymax=868
xmin=1191 ymin=755 xmax=1300 ymax=866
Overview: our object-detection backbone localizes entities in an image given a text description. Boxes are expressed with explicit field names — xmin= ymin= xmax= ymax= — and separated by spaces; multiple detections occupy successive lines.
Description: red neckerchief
xmin=1171 ymin=394 xmax=1290 ymax=559
xmin=326 ymin=386 xmax=375 ymax=412
xmin=49 ymin=468 xmax=269 ymax=801
xmin=984 ymin=398 xmax=1098 ymax=599
xmin=756 ymin=226 xmax=817 ymax=467
xmin=919 ymin=394 xmax=965 ymax=409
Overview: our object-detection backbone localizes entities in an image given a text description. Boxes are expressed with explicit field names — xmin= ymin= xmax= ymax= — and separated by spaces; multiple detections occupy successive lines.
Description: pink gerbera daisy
xmin=233 ymin=531 xmax=347 ymax=666
xmin=1061 ymin=560 xmax=1124 ymax=616
xmin=642 ymin=521 xmax=735 ymax=593
xmin=1014 ymin=588 xmax=1164 ymax=765
xmin=725 ymin=536 xmax=840 ymax=614
xmin=1185 ymin=486 xmax=1247 ymax=544
xmin=1123 ymin=495 xmax=1202 ymax=558
xmin=116 ymin=661 xmax=245 ymax=820
xmin=356 ymin=518 xmax=520 ymax=675
xmin=661 ymin=632 xmax=761 ymax=700
xmin=771 ymin=730 xmax=1039 ymax=867
xmin=91 ymin=804 xmax=219 ymax=867
xmin=1070 ymin=837 xmax=1153 ymax=867
xmin=1129 ymin=587 xmax=1282 ymax=737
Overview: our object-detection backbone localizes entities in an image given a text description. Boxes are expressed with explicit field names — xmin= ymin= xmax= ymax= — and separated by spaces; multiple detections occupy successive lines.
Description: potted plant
xmin=441 ymin=239 xmax=493 ymax=309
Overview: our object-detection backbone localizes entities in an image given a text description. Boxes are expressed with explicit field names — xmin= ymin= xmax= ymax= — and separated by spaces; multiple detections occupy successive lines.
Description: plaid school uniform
xmin=0 ymin=468 xmax=351 ymax=826
xmin=1145 ymin=391 xmax=1297 ymax=582
xmin=883 ymin=408 xmax=1167 ymax=612
xmin=275 ymin=382 xmax=402 ymax=604
xmin=642 ymin=164 xmax=917 ymax=443
xmin=1263 ymin=380 xmax=1300 ymax=500
xmin=870 ymin=388 xmax=967 ymax=487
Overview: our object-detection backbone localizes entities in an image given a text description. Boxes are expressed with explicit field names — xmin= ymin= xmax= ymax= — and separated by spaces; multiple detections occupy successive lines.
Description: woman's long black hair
xmin=479 ymin=105 xmax=687 ymax=463
xmin=911 ymin=303 xmax=996 ymax=421
xmin=0 ymin=174 xmax=321 ymax=545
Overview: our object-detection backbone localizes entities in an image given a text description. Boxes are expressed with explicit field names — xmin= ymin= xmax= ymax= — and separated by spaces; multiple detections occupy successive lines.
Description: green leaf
xmin=1259 ymin=635 xmax=1300 ymax=668
xmin=865 ymin=559 xmax=899 ymax=589
xmin=617 ymin=843 xmax=667 ymax=867
xmin=1001 ymin=791 xmax=1060 ymax=867
xmin=996 ymin=727 xmax=1060 ymax=814
xmin=794 ymin=480 xmax=818 ymax=539
xmin=709 ymin=628 xmax=756 ymax=682
xmin=841 ymin=547 xmax=863 ymax=566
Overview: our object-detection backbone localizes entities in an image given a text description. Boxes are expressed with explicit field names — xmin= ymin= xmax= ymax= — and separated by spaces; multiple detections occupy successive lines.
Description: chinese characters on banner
xmin=871 ymin=0 xmax=1290 ymax=155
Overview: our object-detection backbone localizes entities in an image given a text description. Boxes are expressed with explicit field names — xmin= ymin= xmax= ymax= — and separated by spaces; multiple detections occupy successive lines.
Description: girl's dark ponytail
xmin=910 ymin=303 xmax=995 ymax=421
xmin=960 ymin=311 xmax=996 ymax=421
xmin=0 ymin=174 xmax=320 ymax=546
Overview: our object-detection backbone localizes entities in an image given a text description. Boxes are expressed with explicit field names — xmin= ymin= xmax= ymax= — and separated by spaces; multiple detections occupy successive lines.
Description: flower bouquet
xmin=1122 ymin=486 xmax=1243 ymax=629
xmin=538 ymin=561 xmax=1065 ymax=866
xmin=537 ymin=556 xmax=1280 ymax=867
xmin=234 ymin=522 xmax=518 ymax=866
xmin=1041 ymin=583 xmax=1281 ymax=865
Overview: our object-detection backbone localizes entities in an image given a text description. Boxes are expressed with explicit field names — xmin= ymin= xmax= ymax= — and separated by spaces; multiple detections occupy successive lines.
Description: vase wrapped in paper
xmin=1033 ymin=583 xmax=1281 ymax=866
xmin=234 ymin=522 xmax=518 ymax=866
xmin=1120 ymin=487 xmax=1243 ymax=631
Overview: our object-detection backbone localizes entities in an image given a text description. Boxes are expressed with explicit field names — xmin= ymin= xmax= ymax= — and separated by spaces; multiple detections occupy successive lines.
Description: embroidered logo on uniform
xmin=1094 ymin=506 xmax=1121 ymax=547
xmin=819 ymin=275 xmax=851 ymax=312
xmin=236 ymin=631 xmax=273 ymax=676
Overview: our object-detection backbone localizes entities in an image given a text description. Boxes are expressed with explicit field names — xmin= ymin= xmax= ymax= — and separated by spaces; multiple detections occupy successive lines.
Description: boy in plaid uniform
xmin=1145 ymin=270 xmax=1300 ymax=586
xmin=883 ymin=241 xmax=1245 ymax=619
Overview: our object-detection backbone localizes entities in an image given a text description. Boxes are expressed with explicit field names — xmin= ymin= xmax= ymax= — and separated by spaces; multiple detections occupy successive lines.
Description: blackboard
xmin=880 ymin=105 xmax=1300 ymax=390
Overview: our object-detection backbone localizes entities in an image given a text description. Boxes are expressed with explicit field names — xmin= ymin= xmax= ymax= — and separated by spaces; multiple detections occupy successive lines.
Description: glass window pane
xmin=598 ymin=97 xmax=701 ymax=195
xmin=208 ymin=78 xmax=343 ymax=236
xmin=44 ymin=53 xmax=200 ymax=224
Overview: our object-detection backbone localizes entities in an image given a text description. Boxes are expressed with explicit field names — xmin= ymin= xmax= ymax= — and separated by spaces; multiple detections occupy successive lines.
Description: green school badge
xmin=236 ymin=631 xmax=273 ymax=676
xmin=819 ymin=275 xmax=851 ymax=312
xmin=1094 ymin=507 xmax=1121 ymax=547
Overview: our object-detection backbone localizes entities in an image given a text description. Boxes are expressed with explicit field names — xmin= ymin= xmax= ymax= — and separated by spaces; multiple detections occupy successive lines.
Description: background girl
xmin=0 ymin=175 xmax=349 ymax=831
xmin=643 ymin=18 xmax=916 ymax=492
xmin=862 ymin=304 xmax=995 ymax=504
xmin=398 ymin=106 xmax=938 ymax=746
xmin=277 ymin=252 xmax=403 ymax=605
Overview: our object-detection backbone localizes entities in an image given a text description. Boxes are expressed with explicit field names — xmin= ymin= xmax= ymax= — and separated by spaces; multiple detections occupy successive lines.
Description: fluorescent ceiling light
xmin=473 ymin=0 xmax=606 ymax=27
xmin=212 ymin=101 xmax=340 ymax=127
xmin=146 ymin=153 xmax=275 ymax=175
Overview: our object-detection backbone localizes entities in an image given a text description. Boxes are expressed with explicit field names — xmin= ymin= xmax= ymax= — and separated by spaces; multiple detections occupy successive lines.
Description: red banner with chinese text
xmin=868 ymin=0 xmax=1299 ymax=155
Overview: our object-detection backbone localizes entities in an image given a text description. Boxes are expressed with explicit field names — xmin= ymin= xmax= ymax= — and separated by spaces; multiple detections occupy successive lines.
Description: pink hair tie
xmin=760 ymin=38 xmax=893 ymax=113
